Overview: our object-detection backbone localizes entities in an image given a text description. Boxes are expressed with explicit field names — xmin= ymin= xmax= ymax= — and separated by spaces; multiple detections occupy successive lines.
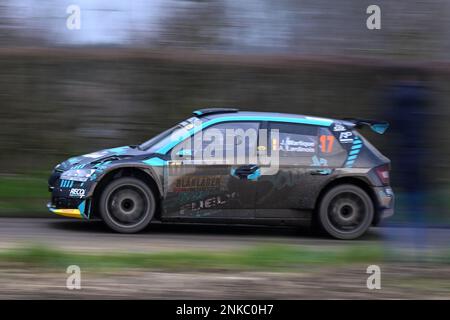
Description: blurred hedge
xmin=0 ymin=49 xmax=448 ymax=216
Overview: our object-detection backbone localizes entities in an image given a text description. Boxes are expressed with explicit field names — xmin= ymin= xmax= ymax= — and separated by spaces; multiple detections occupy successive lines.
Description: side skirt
xmin=161 ymin=210 xmax=312 ymax=227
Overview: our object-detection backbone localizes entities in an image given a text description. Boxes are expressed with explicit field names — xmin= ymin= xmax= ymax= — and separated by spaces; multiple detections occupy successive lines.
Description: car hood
xmin=57 ymin=146 xmax=145 ymax=170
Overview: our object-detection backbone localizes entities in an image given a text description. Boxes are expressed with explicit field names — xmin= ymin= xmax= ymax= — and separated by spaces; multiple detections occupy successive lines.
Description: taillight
xmin=375 ymin=164 xmax=390 ymax=185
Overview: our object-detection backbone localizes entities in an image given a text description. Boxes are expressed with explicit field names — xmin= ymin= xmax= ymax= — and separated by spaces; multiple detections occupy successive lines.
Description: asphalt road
xmin=0 ymin=218 xmax=448 ymax=253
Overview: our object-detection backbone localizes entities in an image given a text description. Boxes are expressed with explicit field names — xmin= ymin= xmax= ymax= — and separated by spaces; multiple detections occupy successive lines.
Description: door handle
xmin=232 ymin=165 xmax=260 ymax=180
xmin=309 ymin=168 xmax=332 ymax=175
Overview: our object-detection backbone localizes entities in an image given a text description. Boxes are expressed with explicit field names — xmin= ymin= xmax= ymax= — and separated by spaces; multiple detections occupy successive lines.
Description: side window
xmin=269 ymin=122 xmax=318 ymax=165
xmin=317 ymin=127 xmax=347 ymax=167
xmin=173 ymin=122 xmax=260 ymax=163
xmin=268 ymin=123 xmax=347 ymax=167
xmin=201 ymin=122 xmax=260 ymax=163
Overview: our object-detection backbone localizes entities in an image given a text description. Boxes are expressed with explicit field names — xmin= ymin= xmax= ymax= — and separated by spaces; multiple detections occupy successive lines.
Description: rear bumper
xmin=380 ymin=207 xmax=394 ymax=219
xmin=372 ymin=186 xmax=395 ymax=221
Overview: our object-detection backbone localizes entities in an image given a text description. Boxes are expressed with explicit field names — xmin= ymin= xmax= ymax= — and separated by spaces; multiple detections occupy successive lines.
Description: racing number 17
xmin=320 ymin=135 xmax=334 ymax=153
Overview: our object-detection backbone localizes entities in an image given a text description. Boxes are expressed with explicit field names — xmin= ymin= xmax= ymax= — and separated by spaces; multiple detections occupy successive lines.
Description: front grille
xmin=52 ymin=197 xmax=80 ymax=209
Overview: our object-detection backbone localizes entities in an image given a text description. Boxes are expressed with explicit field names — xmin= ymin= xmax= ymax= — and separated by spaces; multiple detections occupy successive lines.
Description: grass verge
xmin=0 ymin=174 xmax=49 ymax=216
xmin=0 ymin=244 xmax=386 ymax=271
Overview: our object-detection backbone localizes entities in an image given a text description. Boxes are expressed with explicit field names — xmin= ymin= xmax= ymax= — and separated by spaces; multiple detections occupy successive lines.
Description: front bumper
xmin=48 ymin=172 xmax=94 ymax=219
xmin=47 ymin=202 xmax=83 ymax=219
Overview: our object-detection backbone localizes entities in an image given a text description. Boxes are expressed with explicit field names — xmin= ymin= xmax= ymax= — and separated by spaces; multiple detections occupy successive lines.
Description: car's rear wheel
xmin=318 ymin=184 xmax=373 ymax=240
xmin=99 ymin=177 xmax=155 ymax=233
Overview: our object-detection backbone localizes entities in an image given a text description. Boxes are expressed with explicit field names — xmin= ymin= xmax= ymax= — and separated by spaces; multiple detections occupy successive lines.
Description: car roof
xmin=200 ymin=110 xmax=337 ymax=127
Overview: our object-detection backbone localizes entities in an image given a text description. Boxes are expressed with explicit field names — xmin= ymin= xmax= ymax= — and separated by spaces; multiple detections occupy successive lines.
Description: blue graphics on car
xmin=47 ymin=108 xmax=394 ymax=239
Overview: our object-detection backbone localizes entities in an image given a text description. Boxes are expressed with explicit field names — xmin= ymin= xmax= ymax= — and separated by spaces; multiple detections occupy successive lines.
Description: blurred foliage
xmin=0 ymin=55 xmax=447 ymax=178
xmin=0 ymin=174 xmax=49 ymax=215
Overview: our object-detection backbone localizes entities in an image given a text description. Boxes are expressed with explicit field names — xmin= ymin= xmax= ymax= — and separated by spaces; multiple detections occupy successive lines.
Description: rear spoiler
xmin=342 ymin=118 xmax=389 ymax=135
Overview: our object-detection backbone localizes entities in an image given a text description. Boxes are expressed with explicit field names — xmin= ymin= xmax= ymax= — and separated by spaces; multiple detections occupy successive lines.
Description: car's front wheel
xmin=318 ymin=184 xmax=374 ymax=240
xmin=99 ymin=177 xmax=155 ymax=233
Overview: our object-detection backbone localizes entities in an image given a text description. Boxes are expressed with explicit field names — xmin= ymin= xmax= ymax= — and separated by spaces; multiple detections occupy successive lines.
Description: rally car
xmin=47 ymin=108 xmax=394 ymax=239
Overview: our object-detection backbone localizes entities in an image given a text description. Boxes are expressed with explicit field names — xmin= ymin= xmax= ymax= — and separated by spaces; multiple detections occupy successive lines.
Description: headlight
xmin=60 ymin=169 xmax=96 ymax=182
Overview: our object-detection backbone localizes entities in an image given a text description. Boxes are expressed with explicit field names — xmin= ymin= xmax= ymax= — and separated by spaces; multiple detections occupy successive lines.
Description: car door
xmin=254 ymin=122 xmax=326 ymax=219
xmin=161 ymin=121 xmax=260 ymax=220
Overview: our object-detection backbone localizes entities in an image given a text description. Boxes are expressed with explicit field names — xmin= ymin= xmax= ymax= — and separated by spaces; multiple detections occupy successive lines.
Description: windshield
xmin=139 ymin=117 xmax=199 ymax=152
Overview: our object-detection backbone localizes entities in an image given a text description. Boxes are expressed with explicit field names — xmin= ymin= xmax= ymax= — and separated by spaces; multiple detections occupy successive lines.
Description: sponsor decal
xmin=173 ymin=175 xmax=223 ymax=192
xmin=60 ymin=180 xmax=74 ymax=188
xmin=311 ymin=155 xmax=328 ymax=167
xmin=280 ymin=137 xmax=315 ymax=153
xmin=339 ymin=131 xmax=354 ymax=143
xmin=180 ymin=192 xmax=237 ymax=214
xmin=345 ymin=136 xmax=363 ymax=167
xmin=71 ymin=164 xmax=86 ymax=170
xmin=332 ymin=123 xmax=346 ymax=132
xmin=69 ymin=188 xmax=86 ymax=198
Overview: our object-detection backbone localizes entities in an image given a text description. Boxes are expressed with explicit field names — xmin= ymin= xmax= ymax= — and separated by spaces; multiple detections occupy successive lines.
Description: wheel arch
xmin=314 ymin=176 xmax=379 ymax=225
xmin=90 ymin=166 xmax=162 ymax=219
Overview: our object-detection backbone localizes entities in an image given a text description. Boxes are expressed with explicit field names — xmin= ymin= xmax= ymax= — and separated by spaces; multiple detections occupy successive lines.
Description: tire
xmin=99 ymin=177 xmax=155 ymax=233
xmin=318 ymin=184 xmax=374 ymax=240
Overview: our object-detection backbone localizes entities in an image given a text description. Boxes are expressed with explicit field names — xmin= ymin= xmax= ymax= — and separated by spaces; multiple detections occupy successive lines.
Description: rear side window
xmin=317 ymin=127 xmax=347 ymax=167
xmin=268 ymin=122 xmax=347 ymax=167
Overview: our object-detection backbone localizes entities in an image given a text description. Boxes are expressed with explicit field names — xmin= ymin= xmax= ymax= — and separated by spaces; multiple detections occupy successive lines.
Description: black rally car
xmin=48 ymin=108 xmax=394 ymax=239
